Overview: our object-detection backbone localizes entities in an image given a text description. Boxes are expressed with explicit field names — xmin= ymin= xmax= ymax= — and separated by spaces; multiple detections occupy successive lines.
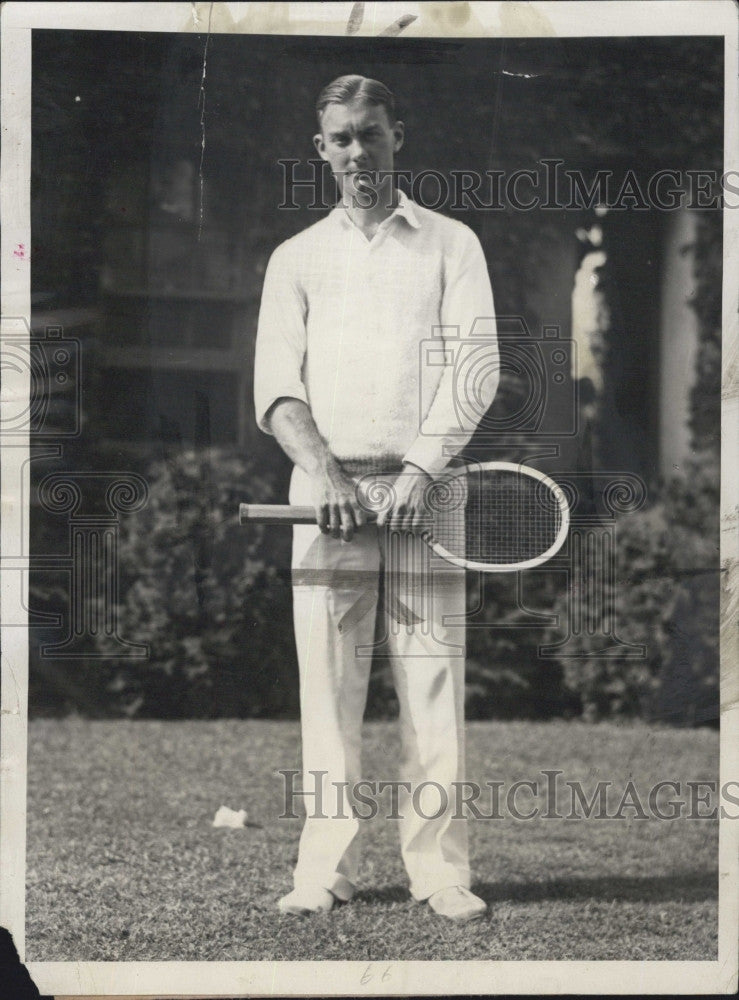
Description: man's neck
xmin=342 ymin=181 xmax=398 ymax=236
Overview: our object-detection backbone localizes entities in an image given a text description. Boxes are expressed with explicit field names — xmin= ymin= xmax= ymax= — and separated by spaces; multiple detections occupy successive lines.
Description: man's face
xmin=314 ymin=97 xmax=404 ymax=204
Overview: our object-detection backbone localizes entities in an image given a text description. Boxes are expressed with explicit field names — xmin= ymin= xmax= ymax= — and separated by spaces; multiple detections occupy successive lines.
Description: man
xmin=254 ymin=75 xmax=498 ymax=922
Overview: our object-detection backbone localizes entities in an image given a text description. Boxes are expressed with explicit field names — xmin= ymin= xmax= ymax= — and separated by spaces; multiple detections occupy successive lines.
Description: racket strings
xmin=430 ymin=471 xmax=563 ymax=564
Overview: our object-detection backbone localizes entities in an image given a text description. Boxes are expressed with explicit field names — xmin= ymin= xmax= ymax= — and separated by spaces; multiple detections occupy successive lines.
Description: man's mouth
xmin=348 ymin=170 xmax=377 ymax=184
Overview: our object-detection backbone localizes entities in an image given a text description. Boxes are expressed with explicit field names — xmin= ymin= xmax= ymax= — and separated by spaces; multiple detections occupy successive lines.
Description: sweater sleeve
xmin=253 ymin=241 xmax=309 ymax=434
xmin=402 ymin=227 xmax=499 ymax=476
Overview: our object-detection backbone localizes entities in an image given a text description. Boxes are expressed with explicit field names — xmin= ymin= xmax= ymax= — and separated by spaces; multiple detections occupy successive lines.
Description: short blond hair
xmin=315 ymin=74 xmax=396 ymax=126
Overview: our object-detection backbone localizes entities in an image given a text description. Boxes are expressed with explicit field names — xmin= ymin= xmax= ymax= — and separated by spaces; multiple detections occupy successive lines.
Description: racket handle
xmin=240 ymin=504 xmax=316 ymax=524
xmin=239 ymin=503 xmax=380 ymax=526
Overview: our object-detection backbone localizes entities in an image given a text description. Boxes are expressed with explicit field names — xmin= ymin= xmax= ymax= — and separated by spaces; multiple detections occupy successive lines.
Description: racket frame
xmin=239 ymin=461 xmax=570 ymax=572
xmin=422 ymin=461 xmax=570 ymax=572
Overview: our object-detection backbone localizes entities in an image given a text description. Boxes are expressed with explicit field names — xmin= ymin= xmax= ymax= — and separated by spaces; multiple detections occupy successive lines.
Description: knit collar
xmin=330 ymin=188 xmax=421 ymax=231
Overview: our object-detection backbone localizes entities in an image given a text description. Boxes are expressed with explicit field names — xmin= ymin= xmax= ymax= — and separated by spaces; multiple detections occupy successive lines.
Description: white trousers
xmin=289 ymin=465 xmax=469 ymax=901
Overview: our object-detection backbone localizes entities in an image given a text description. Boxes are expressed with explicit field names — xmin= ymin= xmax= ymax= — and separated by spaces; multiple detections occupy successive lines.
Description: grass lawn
xmin=25 ymin=718 xmax=718 ymax=961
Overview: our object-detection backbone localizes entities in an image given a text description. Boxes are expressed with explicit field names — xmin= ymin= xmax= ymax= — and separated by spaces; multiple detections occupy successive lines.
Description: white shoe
xmin=277 ymin=887 xmax=335 ymax=916
xmin=427 ymin=885 xmax=487 ymax=923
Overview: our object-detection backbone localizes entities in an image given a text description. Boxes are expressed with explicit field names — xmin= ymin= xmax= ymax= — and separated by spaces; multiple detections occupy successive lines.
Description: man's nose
xmin=347 ymin=138 xmax=368 ymax=163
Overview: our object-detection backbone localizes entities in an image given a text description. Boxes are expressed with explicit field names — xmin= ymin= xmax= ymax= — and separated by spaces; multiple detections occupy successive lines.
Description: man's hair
xmin=315 ymin=75 xmax=396 ymax=126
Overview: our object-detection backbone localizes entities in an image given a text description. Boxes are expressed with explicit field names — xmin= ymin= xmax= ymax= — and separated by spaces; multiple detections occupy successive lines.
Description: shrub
xmin=46 ymin=444 xmax=719 ymax=725
xmin=548 ymin=453 xmax=720 ymax=723
xmin=95 ymin=447 xmax=298 ymax=718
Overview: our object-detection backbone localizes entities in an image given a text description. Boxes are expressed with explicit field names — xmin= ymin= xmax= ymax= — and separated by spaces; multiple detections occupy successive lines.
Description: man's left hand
xmin=377 ymin=462 xmax=434 ymax=533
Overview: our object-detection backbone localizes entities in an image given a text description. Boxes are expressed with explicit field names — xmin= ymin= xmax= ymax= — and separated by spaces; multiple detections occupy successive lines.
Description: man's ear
xmin=393 ymin=121 xmax=405 ymax=154
xmin=313 ymin=132 xmax=327 ymax=160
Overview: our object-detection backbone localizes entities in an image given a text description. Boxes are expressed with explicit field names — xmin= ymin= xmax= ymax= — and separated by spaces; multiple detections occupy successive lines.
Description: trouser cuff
xmin=410 ymin=871 xmax=472 ymax=903
xmin=295 ymin=872 xmax=356 ymax=902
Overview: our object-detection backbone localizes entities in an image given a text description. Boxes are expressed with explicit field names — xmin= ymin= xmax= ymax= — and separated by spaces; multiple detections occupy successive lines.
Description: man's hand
xmin=312 ymin=455 xmax=366 ymax=541
xmin=266 ymin=398 xmax=366 ymax=542
xmin=377 ymin=462 xmax=434 ymax=534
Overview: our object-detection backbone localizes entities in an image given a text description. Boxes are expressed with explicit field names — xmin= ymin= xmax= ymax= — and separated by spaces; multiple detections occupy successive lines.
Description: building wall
xmin=658 ymin=207 xmax=699 ymax=479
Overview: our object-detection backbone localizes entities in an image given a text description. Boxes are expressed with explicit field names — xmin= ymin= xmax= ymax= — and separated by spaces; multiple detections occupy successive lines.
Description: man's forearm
xmin=266 ymin=397 xmax=370 ymax=540
xmin=265 ymin=397 xmax=335 ymax=477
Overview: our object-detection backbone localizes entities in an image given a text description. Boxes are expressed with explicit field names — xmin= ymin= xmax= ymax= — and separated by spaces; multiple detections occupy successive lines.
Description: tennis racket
xmin=240 ymin=461 xmax=569 ymax=572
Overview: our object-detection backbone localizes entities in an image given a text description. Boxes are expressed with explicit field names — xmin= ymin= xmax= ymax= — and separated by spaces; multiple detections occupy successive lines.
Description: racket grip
xmin=239 ymin=503 xmax=381 ymax=526
xmin=239 ymin=504 xmax=317 ymax=525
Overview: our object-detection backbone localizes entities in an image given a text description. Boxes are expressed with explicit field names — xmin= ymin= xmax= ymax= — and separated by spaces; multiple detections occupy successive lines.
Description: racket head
xmin=424 ymin=461 xmax=570 ymax=572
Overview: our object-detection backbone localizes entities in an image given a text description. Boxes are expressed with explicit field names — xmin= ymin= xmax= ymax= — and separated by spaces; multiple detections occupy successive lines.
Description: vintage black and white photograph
xmin=1 ymin=1 xmax=737 ymax=997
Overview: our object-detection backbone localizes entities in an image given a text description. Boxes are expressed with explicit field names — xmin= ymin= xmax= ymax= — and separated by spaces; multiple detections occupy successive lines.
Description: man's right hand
xmin=265 ymin=398 xmax=365 ymax=542
xmin=312 ymin=455 xmax=366 ymax=542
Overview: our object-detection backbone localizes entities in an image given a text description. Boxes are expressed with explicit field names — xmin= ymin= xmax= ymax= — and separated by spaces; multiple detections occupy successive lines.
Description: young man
xmin=254 ymin=75 xmax=498 ymax=922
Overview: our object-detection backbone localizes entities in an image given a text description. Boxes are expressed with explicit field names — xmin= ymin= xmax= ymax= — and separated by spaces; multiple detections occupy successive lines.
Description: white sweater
xmin=254 ymin=192 xmax=498 ymax=476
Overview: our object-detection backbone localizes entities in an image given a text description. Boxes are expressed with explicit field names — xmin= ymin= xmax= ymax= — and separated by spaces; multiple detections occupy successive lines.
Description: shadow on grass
xmin=355 ymin=870 xmax=717 ymax=906
xmin=354 ymin=885 xmax=411 ymax=905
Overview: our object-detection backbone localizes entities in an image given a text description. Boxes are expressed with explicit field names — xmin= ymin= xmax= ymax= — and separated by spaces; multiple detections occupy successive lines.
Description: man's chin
xmin=342 ymin=173 xmax=391 ymax=208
